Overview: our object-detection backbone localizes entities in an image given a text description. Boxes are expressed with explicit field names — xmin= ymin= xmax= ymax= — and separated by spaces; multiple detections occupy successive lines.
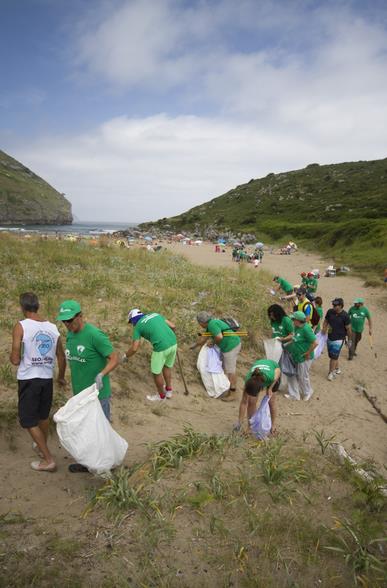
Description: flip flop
xmin=68 ymin=463 xmax=89 ymax=473
xmin=31 ymin=461 xmax=57 ymax=472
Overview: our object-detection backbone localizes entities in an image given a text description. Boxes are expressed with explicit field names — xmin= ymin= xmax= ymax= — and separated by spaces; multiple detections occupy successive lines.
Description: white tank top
xmin=17 ymin=319 xmax=60 ymax=380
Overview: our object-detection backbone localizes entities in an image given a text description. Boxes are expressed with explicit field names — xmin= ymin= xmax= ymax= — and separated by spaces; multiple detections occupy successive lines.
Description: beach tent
xmin=218 ymin=239 xmax=226 ymax=244
xmin=144 ymin=236 xmax=153 ymax=241
xmin=194 ymin=240 xmax=203 ymax=245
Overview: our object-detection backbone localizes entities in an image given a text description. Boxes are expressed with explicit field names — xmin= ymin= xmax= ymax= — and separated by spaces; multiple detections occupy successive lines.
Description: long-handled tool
xmin=200 ymin=331 xmax=249 ymax=337
xmin=176 ymin=350 xmax=189 ymax=396
xmin=368 ymin=334 xmax=377 ymax=359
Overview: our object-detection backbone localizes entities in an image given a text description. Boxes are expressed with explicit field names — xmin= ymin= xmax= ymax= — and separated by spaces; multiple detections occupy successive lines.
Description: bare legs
xmin=27 ymin=419 xmax=55 ymax=466
xmin=153 ymin=366 xmax=173 ymax=396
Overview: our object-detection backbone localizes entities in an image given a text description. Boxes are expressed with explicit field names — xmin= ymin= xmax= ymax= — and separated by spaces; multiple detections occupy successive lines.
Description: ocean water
xmin=0 ymin=221 xmax=137 ymax=235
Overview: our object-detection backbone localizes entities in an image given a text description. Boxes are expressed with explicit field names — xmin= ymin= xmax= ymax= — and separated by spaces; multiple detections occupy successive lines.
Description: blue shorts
xmin=327 ymin=339 xmax=344 ymax=360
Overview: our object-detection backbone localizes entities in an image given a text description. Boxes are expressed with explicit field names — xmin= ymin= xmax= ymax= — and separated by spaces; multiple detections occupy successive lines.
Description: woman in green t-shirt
xmin=267 ymin=304 xmax=294 ymax=339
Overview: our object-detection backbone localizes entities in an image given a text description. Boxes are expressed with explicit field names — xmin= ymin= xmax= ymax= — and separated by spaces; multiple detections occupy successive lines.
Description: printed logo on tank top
xmin=31 ymin=330 xmax=56 ymax=366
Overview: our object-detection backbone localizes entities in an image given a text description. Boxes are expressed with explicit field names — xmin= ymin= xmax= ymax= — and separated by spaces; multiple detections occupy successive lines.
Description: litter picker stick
xmin=200 ymin=332 xmax=249 ymax=337
xmin=368 ymin=334 xmax=377 ymax=359
xmin=176 ymin=350 xmax=189 ymax=396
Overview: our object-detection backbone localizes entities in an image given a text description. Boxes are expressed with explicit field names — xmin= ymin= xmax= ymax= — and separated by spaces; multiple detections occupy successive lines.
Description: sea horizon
xmin=0 ymin=220 xmax=138 ymax=235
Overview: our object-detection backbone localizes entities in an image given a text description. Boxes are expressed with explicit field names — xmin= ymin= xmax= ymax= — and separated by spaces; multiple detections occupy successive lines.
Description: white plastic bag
xmin=314 ymin=331 xmax=328 ymax=360
xmin=54 ymin=384 xmax=128 ymax=475
xmin=249 ymin=396 xmax=272 ymax=440
xmin=264 ymin=338 xmax=283 ymax=363
xmin=197 ymin=345 xmax=229 ymax=398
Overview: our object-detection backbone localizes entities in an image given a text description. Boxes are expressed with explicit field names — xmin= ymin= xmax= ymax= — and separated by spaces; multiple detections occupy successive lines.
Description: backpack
xmin=220 ymin=316 xmax=240 ymax=332
xmin=299 ymin=301 xmax=320 ymax=327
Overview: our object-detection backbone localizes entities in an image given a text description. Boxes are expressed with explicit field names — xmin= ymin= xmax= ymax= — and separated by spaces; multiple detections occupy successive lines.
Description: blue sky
xmin=1 ymin=0 xmax=387 ymax=222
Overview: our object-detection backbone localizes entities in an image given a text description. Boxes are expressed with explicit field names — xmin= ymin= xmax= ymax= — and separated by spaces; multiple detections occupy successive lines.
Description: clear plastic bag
xmin=249 ymin=395 xmax=272 ymax=440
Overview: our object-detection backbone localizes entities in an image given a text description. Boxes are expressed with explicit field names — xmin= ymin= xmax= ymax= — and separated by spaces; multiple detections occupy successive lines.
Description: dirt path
xmin=165 ymin=241 xmax=387 ymax=470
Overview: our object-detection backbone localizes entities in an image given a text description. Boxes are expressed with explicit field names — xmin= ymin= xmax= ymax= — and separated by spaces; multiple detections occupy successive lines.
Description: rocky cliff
xmin=0 ymin=149 xmax=72 ymax=225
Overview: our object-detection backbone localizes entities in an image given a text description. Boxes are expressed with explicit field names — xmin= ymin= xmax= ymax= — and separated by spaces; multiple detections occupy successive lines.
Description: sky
xmin=1 ymin=0 xmax=387 ymax=223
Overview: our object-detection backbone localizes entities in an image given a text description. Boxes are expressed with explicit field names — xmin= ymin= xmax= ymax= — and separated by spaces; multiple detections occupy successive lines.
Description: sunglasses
xmin=62 ymin=314 xmax=79 ymax=324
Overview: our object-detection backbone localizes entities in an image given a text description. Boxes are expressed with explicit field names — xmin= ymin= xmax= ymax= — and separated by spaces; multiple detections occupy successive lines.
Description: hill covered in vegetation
xmin=0 ymin=149 xmax=72 ymax=225
xmin=142 ymin=158 xmax=387 ymax=274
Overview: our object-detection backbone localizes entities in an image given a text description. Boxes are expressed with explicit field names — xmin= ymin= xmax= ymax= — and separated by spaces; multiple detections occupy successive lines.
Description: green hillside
xmin=142 ymin=158 xmax=387 ymax=275
xmin=0 ymin=150 xmax=72 ymax=225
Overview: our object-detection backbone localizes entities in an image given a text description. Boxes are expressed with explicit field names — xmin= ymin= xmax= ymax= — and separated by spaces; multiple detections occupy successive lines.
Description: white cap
xmin=127 ymin=308 xmax=142 ymax=322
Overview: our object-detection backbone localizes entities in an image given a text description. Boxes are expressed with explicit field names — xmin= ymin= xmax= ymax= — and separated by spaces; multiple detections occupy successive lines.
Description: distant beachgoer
xmin=10 ymin=292 xmax=66 ymax=472
xmin=195 ymin=311 xmax=241 ymax=402
xmin=267 ymin=304 xmax=294 ymax=339
xmin=123 ymin=309 xmax=177 ymax=402
xmin=384 ymin=267 xmax=387 ymax=286
xmin=273 ymin=276 xmax=294 ymax=297
xmin=348 ymin=298 xmax=372 ymax=360
xmin=282 ymin=311 xmax=317 ymax=401
xmin=322 ymin=298 xmax=351 ymax=381
xmin=236 ymin=359 xmax=281 ymax=434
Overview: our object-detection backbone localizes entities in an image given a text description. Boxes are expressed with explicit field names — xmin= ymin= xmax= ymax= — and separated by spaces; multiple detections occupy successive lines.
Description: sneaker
xmin=146 ymin=394 xmax=165 ymax=402
xmin=303 ymin=392 xmax=313 ymax=401
xmin=165 ymin=389 xmax=173 ymax=399
xmin=334 ymin=368 xmax=341 ymax=375
xmin=327 ymin=372 xmax=336 ymax=381
xmin=284 ymin=393 xmax=301 ymax=401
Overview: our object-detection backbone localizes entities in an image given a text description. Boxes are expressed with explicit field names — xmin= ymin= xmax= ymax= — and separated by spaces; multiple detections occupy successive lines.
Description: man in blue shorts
xmin=322 ymin=298 xmax=351 ymax=381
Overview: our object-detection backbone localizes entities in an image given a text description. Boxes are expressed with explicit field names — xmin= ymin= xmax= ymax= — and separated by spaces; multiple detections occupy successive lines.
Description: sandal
xmin=68 ymin=463 xmax=89 ymax=473
xmin=31 ymin=460 xmax=57 ymax=472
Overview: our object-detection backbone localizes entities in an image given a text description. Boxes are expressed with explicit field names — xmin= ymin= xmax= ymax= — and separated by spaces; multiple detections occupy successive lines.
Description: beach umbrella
xmin=255 ymin=242 xmax=264 ymax=249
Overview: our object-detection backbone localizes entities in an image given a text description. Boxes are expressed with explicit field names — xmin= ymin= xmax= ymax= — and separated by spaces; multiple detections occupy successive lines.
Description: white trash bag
xmin=197 ymin=345 xmax=229 ymax=398
xmin=264 ymin=338 xmax=283 ymax=363
xmin=314 ymin=331 xmax=328 ymax=360
xmin=249 ymin=395 xmax=272 ymax=440
xmin=54 ymin=384 xmax=128 ymax=475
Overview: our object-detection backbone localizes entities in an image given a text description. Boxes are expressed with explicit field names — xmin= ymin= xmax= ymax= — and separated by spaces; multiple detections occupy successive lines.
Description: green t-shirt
xmin=307 ymin=277 xmax=318 ymax=293
xmin=277 ymin=277 xmax=293 ymax=294
xmin=245 ymin=359 xmax=279 ymax=387
xmin=66 ymin=323 xmax=114 ymax=399
xmin=207 ymin=319 xmax=241 ymax=353
xmin=271 ymin=315 xmax=294 ymax=338
xmin=348 ymin=306 xmax=371 ymax=333
xmin=288 ymin=323 xmax=316 ymax=364
xmin=314 ymin=306 xmax=324 ymax=333
xmin=133 ymin=313 xmax=177 ymax=352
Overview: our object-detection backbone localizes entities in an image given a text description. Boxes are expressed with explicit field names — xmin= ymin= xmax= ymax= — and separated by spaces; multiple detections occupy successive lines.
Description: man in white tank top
xmin=10 ymin=292 xmax=66 ymax=472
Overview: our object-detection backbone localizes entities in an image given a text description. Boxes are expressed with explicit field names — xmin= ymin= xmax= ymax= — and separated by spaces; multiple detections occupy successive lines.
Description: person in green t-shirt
xmin=123 ymin=308 xmax=177 ymax=402
xmin=195 ymin=311 xmax=241 ymax=402
xmin=313 ymin=297 xmax=324 ymax=334
xmin=267 ymin=304 xmax=294 ymax=339
xmin=348 ymin=298 xmax=372 ymax=360
xmin=57 ymin=299 xmax=119 ymax=473
xmin=273 ymin=276 xmax=294 ymax=296
xmin=306 ymin=272 xmax=318 ymax=295
xmin=236 ymin=359 xmax=281 ymax=434
xmin=281 ymin=311 xmax=317 ymax=401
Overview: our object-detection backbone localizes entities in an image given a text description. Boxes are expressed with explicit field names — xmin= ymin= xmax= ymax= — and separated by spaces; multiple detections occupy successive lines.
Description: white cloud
xmin=12 ymin=107 xmax=387 ymax=223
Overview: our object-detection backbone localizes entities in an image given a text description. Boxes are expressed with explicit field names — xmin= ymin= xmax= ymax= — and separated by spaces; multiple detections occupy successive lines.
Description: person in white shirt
xmin=10 ymin=292 xmax=66 ymax=472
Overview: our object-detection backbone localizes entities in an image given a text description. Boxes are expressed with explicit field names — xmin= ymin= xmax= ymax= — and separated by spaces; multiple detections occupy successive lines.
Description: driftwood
xmin=329 ymin=443 xmax=387 ymax=497
xmin=355 ymin=385 xmax=387 ymax=424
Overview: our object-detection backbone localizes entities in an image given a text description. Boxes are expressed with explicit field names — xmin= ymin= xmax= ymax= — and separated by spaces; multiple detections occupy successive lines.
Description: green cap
xmin=56 ymin=300 xmax=81 ymax=321
xmin=353 ymin=297 xmax=364 ymax=304
xmin=290 ymin=311 xmax=306 ymax=322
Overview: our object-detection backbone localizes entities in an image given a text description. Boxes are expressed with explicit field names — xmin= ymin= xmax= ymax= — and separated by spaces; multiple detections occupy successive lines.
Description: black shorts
xmin=18 ymin=378 xmax=53 ymax=428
